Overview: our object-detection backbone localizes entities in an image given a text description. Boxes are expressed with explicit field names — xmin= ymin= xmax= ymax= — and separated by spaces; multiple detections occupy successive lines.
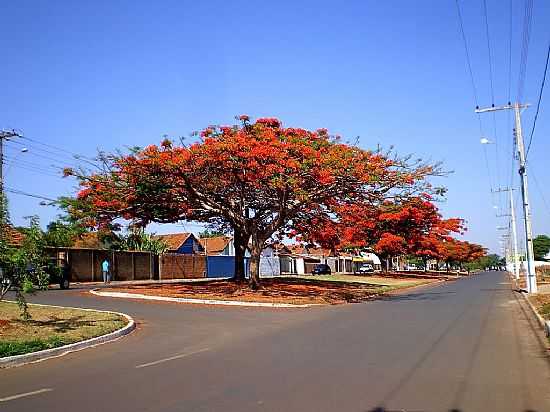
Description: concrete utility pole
xmin=0 ymin=130 xmax=21 ymax=199
xmin=495 ymin=188 xmax=520 ymax=280
xmin=509 ymin=190 xmax=520 ymax=281
xmin=476 ymin=103 xmax=537 ymax=293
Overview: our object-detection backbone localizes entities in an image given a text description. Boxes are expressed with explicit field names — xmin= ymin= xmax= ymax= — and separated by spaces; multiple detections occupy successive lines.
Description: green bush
xmin=0 ymin=336 xmax=64 ymax=357
xmin=21 ymin=279 xmax=35 ymax=294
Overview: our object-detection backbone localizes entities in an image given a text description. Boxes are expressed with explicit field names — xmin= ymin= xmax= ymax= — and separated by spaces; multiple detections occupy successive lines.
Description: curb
xmin=519 ymin=292 xmax=550 ymax=337
xmin=0 ymin=303 xmax=136 ymax=369
xmin=90 ymin=289 xmax=321 ymax=308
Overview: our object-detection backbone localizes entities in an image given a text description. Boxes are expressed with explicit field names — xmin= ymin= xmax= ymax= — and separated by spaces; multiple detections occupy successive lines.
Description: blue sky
xmin=1 ymin=0 xmax=549 ymax=253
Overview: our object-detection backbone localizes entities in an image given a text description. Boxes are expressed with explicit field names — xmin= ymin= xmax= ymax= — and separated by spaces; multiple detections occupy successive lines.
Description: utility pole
xmin=0 ymin=130 xmax=20 ymax=244
xmin=476 ymin=103 xmax=537 ymax=293
xmin=495 ymin=188 xmax=520 ymax=280
xmin=509 ymin=190 xmax=520 ymax=281
xmin=0 ymin=130 xmax=21 ymax=200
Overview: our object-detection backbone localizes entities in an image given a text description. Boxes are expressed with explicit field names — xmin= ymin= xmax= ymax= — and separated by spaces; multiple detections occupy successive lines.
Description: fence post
xmin=158 ymin=254 xmax=163 ymax=281
xmin=112 ymin=251 xmax=116 ymax=281
xmin=91 ymin=250 xmax=95 ymax=282
xmin=132 ymin=253 xmax=136 ymax=281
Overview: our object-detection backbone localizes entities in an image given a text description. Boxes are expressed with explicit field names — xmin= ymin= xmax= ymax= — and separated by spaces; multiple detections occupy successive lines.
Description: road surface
xmin=1 ymin=271 xmax=550 ymax=411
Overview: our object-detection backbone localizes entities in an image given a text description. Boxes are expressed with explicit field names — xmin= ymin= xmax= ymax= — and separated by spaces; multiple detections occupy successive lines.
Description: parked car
xmin=46 ymin=259 xmax=71 ymax=289
xmin=1 ymin=258 xmax=70 ymax=293
xmin=311 ymin=264 xmax=331 ymax=275
xmin=355 ymin=264 xmax=374 ymax=274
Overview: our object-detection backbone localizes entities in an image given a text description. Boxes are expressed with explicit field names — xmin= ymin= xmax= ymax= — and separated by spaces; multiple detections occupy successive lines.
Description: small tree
xmin=111 ymin=227 xmax=169 ymax=255
xmin=43 ymin=218 xmax=87 ymax=248
xmin=0 ymin=198 xmax=49 ymax=319
xmin=533 ymin=235 xmax=550 ymax=261
xmin=199 ymin=229 xmax=224 ymax=238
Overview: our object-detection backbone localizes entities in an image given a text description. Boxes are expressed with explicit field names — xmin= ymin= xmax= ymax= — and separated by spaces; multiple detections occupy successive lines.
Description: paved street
xmin=2 ymin=271 xmax=550 ymax=411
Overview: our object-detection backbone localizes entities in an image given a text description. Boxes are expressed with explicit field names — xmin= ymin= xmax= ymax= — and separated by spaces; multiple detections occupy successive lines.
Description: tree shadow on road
xmin=14 ymin=315 xmax=109 ymax=333
xmin=379 ymin=291 xmax=456 ymax=302
xmin=367 ymin=408 xmax=537 ymax=412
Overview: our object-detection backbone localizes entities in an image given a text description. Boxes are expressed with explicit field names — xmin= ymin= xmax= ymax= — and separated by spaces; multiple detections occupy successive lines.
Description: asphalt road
xmin=2 ymin=271 xmax=550 ymax=412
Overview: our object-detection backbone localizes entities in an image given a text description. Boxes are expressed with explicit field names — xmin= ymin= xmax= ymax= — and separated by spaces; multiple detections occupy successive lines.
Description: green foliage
xmin=0 ymin=197 xmax=50 ymax=319
xmin=110 ymin=227 xmax=168 ymax=255
xmin=464 ymin=253 xmax=502 ymax=271
xmin=538 ymin=303 xmax=550 ymax=320
xmin=199 ymin=229 xmax=224 ymax=238
xmin=534 ymin=235 xmax=550 ymax=261
xmin=21 ymin=279 xmax=35 ymax=294
xmin=0 ymin=336 xmax=64 ymax=357
xmin=43 ymin=219 xmax=86 ymax=248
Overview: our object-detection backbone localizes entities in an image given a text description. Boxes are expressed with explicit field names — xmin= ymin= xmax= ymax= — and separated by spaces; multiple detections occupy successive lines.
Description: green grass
xmin=0 ymin=336 xmax=65 ymax=357
xmin=0 ymin=302 xmax=127 ymax=358
xmin=538 ymin=303 xmax=550 ymax=320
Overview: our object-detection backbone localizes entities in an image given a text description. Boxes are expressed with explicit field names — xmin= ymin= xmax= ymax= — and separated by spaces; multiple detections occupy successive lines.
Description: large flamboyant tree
xmin=69 ymin=116 xmax=438 ymax=288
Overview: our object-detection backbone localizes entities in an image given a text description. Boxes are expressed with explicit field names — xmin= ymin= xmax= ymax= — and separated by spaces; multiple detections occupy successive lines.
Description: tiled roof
xmin=199 ymin=236 xmax=232 ymax=254
xmin=287 ymin=244 xmax=335 ymax=257
xmin=72 ymin=232 xmax=103 ymax=249
xmin=1 ymin=225 xmax=25 ymax=246
xmin=153 ymin=233 xmax=193 ymax=251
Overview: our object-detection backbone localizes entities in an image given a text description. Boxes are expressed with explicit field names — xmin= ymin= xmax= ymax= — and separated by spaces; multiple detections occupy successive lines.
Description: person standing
xmin=102 ymin=258 xmax=110 ymax=284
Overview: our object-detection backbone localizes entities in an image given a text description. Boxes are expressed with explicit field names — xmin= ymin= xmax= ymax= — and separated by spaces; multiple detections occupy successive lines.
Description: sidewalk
xmin=54 ymin=277 xmax=231 ymax=290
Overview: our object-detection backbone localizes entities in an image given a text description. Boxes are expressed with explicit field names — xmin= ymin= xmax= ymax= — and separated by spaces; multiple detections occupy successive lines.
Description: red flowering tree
xmin=70 ymin=116 xmax=438 ymax=288
xmin=374 ymin=233 xmax=407 ymax=271
xmin=309 ymin=197 xmax=464 ymax=272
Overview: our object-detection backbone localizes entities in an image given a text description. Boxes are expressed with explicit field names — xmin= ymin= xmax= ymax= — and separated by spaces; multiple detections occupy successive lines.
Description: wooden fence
xmin=47 ymin=248 xmax=158 ymax=282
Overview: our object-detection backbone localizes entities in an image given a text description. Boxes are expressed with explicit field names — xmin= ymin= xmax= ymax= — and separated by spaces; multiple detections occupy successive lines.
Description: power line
xmin=2 ymin=154 xmax=61 ymax=170
xmin=526 ymin=41 xmax=550 ymax=158
xmin=529 ymin=165 xmax=550 ymax=218
xmin=19 ymin=135 xmax=96 ymax=162
xmin=3 ymin=162 xmax=63 ymax=179
xmin=482 ymin=0 xmax=502 ymax=208
xmin=482 ymin=0 xmax=496 ymax=104
xmin=507 ymin=0 xmax=513 ymax=102
xmin=454 ymin=1 xmax=486 ymax=136
xmin=517 ymin=0 xmax=534 ymax=103
xmin=4 ymin=186 xmax=56 ymax=202
xmin=6 ymin=139 xmax=82 ymax=169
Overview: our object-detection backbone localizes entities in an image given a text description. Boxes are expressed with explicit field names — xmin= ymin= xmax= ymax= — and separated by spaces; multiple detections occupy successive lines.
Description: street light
xmin=5 ymin=147 xmax=29 ymax=176
xmin=480 ymin=137 xmax=494 ymax=145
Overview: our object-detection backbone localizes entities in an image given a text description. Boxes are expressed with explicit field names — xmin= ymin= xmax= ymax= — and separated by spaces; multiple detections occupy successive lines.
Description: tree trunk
xmin=249 ymin=248 xmax=261 ymax=289
xmin=422 ymin=258 xmax=428 ymax=272
xmin=233 ymin=230 xmax=248 ymax=283
xmin=248 ymin=234 xmax=263 ymax=289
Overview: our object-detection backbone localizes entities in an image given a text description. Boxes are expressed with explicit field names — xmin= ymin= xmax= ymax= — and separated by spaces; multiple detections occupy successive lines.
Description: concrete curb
xmin=519 ymin=292 xmax=550 ymax=337
xmin=0 ymin=303 xmax=135 ymax=369
xmin=90 ymin=289 xmax=321 ymax=308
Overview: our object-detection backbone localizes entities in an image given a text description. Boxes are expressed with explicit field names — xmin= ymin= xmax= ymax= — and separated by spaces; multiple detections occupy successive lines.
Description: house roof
xmin=199 ymin=236 xmax=232 ymax=254
xmin=72 ymin=232 xmax=107 ymax=249
xmin=154 ymin=233 xmax=193 ymax=250
xmin=287 ymin=244 xmax=335 ymax=257
xmin=269 ymin=243 xmax=292 ymax=255
xmin=1 ymin=225 xmax=25 ymax=247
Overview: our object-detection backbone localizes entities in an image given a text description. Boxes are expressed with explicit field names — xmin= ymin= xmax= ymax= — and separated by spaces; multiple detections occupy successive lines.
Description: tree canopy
xmin=534 ymin=235 xmax=550 ymax=261
xmin=69 ymin=116 xmax=443 ymax=287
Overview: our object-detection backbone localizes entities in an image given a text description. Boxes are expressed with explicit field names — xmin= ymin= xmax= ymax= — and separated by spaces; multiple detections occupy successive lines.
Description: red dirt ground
xmin=104 ymin=278 xmax=391 ymax=305
xmin=0 ymin=319 xmax=11 ymax=328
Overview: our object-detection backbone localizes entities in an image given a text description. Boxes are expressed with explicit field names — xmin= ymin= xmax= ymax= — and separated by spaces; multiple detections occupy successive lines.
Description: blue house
xmin=154 ymin=233 xmax=203 ymax=254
